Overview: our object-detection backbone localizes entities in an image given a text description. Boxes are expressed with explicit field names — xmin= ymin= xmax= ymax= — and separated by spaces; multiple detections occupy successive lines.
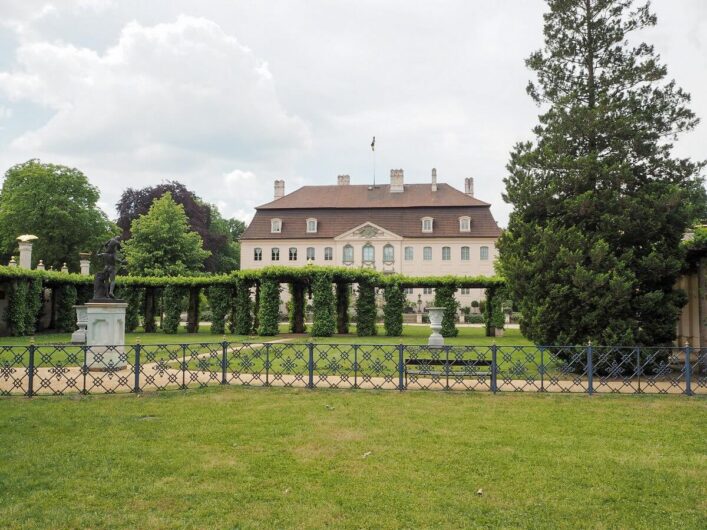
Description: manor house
xmin=240 ymin=169 xmax=501 ymax=309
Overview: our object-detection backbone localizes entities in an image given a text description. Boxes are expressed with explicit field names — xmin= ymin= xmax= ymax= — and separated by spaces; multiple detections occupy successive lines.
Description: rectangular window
xmin=422 ymin=218 xmax=433 ymax=232
xmin=404 ymin=287 xmax=414 ymax=295
xmin=404 ymin=246 xmax=413 ymax=260
xmin=343 ymin=245 xmax=354 ymax=264
xmin=442 ymin=246 xmax=451 ymax=260
xmin=423 ymin=287 xmax=434 ymax=295
xmin=459 ymin=218 xmax=470 ymax=231
xmin=271 ymin=219 xmax=281 ymax=233
xmin=306 ymin=247 xmax=315 ymax=261
xmin=362 ymin=244 xmax=374 ymax=262
xmin=461 ymin=288 xmax=470 ymax=295
xmin=423 ymin=246 xmax=432 ymax=261
xmin=254 ymin=248 xmax=262 ymax=261
xmin=461 ymin=246 xmax=470 ymax=261
xmin=289 ymin=247 xmax=298 ymax=261
xmin=324 ymin=247 xmax=333 ymax=261
xmin=271 ymin=248 xmax=280 ymax=261
xmin=480 ymin=246 xmax=489 ymax=260
xmin=307 ymin=219 xmax=317 ymax=233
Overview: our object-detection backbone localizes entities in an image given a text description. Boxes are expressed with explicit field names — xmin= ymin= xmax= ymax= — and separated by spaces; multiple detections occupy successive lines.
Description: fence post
xmin=81 ymin=345 xmax=88 ymax=395
xmin=221 ymin=337 xmax=228 ymax=385
xmin=539 ymin=346 xmax=545 ymax=392
xmin=133 ymin=340 xmax=141 ymax=394
xmin=353 ymin=344 xmax=359 ymax=389
xmin=398 ymin=344 xmax=405 ymax=391
xmin=586 ymin=341 xmax=594 ymax=396
xmin=684 ymin=341 xmax=692 ymax=397
xmin=27 ymin=339 xmax=35 ymax=398
xmin=308 ymin=343 xmax=314 ymax=389
xmin=265 ymin=343 xmax=270 ymax=387
xmin=491 ymin=342 xmax=497 ymax=394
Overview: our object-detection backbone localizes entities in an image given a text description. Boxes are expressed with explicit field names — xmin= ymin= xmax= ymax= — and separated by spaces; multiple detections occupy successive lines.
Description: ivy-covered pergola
xmin=0 ymin=265 xmax=505 ymax=338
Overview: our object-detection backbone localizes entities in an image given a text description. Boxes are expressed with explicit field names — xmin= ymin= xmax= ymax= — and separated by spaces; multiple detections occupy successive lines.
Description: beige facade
xmin=676 ymin=255 xmax=706 ymax=349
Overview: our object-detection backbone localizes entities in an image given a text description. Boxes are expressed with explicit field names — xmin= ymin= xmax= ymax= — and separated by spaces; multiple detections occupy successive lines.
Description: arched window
xmin=362 ymin=244 xmax=375 ymax=263
xmin=324 ymin=247 xmax=333 ymax=261
xmin=461 ymin=246 xmax=470 ymax=261
xmin=383 ymin=244 xmax=394 ymax=262
xmin=480 ymin=246 xmax=489 ymax=260
xmin=289 ymin=247 xmax=298 ymax=261
xmin=306 ymin=247 xmax=315 ymax=261
xmin=442 ymin=246 xmax=451 ymax=260
xmin=404 ymin=246 xmax=413 ymax=261
xmin=423 ymin=246 xmax=432 ymax=261
xmin=254 ymin=248 xmax=262 ymax=261
xmin=271 ymin=248 xmax=280 ymax=261
xmin=343 ymin=244 xmax=354 ymax=264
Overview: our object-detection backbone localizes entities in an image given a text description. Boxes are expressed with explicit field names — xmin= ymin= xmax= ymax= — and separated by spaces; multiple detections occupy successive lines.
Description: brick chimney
xmin=464 ymin=177 xmax=474 ymax=197
xmin=337 ymin=174 xmax=350 ymax=185
xmin=273 ymin=179 xmax=285 ymax=199
xmin=390 ymin=169 xmax=404 ymax=193
xmin=431 ymin=168 xmax=438 ymax=192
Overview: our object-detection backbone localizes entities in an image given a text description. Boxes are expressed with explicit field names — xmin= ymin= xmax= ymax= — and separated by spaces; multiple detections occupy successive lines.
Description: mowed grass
xmin=0 ymin=388 xmax=705 ymax=529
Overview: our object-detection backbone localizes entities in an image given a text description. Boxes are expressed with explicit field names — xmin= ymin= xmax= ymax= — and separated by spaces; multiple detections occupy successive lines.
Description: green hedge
xmin=257 ymin=278 xmax=280 ymax=336
xmin=356 ymin=281 xmax=377 ymax=337
xmin=231 ymin=280 xmax=253 ymax=335
xmin=383 ymin=282 xmax=404 ymax=336
xmin=162 ymin=285 xmax=185 ymax=334
xmin=3 ymin=280 xmax=43 ymax=336
xmin=311 ymin=273 xmax=335 ymax=337
xmin=335 ymin=282 xmax=350 ymax=334
xmin=207 ymin=285 xmax=232 ymax=335
xmin=289 ymin=282 xmax=306 ymax=334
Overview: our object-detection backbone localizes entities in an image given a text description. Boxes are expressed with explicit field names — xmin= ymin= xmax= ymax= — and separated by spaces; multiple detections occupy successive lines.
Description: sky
xmin=0 ymin=0 xmax=705 ymax=227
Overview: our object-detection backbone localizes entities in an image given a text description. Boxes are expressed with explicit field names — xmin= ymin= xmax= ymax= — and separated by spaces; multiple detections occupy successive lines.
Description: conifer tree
xmin=498 ymin=0 xmax=705 ymax=345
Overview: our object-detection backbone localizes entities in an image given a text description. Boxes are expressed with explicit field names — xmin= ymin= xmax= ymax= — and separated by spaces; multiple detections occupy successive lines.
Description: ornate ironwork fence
xmin=1 ymin=342 xmax=705 ymax=397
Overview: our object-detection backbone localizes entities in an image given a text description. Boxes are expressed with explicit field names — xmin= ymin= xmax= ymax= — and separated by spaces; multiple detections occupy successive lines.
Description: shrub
xmin=55 ymin=284 xmax=78 ymax=333
xmin=162 ymin=285 xmax=185 ymax=334
xmin=289 ymin=282 xmax=306 ymax=333
xmin=335 ymin=282 xmax=350 ymax=334
xmin=231 ymin=280 xmax=253 ymax=335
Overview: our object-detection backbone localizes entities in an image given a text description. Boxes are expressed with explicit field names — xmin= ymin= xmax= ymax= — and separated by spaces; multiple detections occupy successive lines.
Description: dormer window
xmin=459 ymin=216 xmax=471 ymax=232
xmin=271 ymin=218 xmax=282 ymax=233
xmin=306 ymin=218 xmax=318 ymax=233
xmin=421 ymin=217 xmax=433 ymax=233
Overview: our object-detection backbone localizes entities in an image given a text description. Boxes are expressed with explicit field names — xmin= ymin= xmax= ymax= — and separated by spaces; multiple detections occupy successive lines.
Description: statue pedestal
xmin=427 ymin=307 xmax=445 ymax=348
xmin=85 ymin=301 xmax=128 ymax=371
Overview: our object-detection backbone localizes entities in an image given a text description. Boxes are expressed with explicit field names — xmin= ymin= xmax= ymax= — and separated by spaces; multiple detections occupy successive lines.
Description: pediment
xmin=334 ymin=222 xmax=402 ymax=241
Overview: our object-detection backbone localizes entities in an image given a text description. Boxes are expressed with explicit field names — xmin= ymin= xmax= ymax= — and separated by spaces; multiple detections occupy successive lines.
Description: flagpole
xmin=371 ymin=136 xmax=376 ymax=187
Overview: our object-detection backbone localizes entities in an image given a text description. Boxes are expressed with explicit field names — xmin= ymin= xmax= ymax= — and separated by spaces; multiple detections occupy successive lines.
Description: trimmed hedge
xmin=257 ymin=278 xmax=280 ymax=336
xmin=356 ymin=281 xmax=377 ymax=336
xmin=311 ymin=273 xmax=335 ymax=337
xmin=231 ymin=280 xmax=253 ymax=335
xmin=289 ymin=282 xmax=306 ymax=334
xmin=383 ymin=282 xmax=404 ymax=336
xmin=162 ymin=285 xmax=185 ymax=334
xmin=335 ymin=282 xmax=349 ymax=334
xmin=207 ymin=285 xmax=232 ymax=335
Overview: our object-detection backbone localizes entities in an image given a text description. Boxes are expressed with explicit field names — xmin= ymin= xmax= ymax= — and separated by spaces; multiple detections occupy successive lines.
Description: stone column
xmin=85 ymin=302 xmax=128 ymax=370
xmin=79 ymin=253 xmax=91 ymax=275
xmin=18 ymin=241 xmax=33 ymax=269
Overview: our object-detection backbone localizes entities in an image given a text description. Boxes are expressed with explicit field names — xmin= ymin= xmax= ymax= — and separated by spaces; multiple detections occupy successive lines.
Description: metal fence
xmin=0 ymin=342 xmax=705 ymax=397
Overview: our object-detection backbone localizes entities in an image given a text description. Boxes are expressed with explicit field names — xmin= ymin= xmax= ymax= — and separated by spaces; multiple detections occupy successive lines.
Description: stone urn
xmin=71 ymin=305 xmax=88 ymax=344
xmin=427 ymin=307 xmax=445 ymax=347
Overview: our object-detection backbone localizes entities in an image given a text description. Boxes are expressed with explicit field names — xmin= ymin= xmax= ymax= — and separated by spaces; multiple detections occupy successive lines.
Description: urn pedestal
xmin=85 ymin=301 xmax=128 ymax=371
xmin=427 ymin=307 xmax=445 ymax=348
xmin=70 ymin=305 xmax=88 ymax=344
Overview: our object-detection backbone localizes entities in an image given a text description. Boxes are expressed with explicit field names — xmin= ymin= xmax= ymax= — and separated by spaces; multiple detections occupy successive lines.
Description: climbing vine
xmin=434 ymin=284 xmax=458 ymax=337
xmin=335 ymin=282 xmax=350 ymax=334
xmin=207 ymin=285 xmax=232 ymax=334
xmin=289 ymin=281 xmax=306 ymax=333
xmin=231 ymin=280 xmax=253 ymax=335
xmin=162 ymin=285 xmax=185 ymax=334
xmin=257 ymin=278 xmax=280 ymax=336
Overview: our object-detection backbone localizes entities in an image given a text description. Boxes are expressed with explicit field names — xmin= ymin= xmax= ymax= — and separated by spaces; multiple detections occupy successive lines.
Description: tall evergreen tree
xmin=498 ymin=0 xmax=705 ymax=346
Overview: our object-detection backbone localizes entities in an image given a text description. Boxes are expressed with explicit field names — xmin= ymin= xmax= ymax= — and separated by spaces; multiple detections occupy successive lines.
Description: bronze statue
xmin=93 ymin=236 xmax=124 ymax=300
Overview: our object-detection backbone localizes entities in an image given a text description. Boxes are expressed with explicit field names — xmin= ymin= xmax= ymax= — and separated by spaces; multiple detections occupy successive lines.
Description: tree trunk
xmin=290 ymin=282 xmax=306 ymax=333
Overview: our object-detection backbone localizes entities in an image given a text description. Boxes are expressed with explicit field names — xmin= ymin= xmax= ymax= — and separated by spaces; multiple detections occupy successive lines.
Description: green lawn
xmin=0 ymin=387 xmax=704 ymax=529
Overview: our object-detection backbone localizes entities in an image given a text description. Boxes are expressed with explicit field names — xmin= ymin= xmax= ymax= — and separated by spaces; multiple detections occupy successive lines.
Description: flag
xmin=371 ymin=136 xmax=375 ymax=151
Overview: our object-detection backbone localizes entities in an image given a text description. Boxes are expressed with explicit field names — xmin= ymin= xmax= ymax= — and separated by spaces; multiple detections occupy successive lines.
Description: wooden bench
xmin=404 ymin=358 xmax=493 ymax=387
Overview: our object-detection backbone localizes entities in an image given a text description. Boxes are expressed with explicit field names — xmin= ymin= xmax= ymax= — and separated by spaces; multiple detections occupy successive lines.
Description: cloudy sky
xmin=0 ymin=0 xmax=705 ymax=226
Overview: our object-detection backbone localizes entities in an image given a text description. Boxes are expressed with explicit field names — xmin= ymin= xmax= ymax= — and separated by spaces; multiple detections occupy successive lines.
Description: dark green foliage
xmin=289 ymin=282 xmax=306 ymax=333
xmin=231 ymin=280 xmax=253 ymax=335
xmin=186 ymin=287 xmax=200 ymax=333
xmin=383 ymin=282 xmax=404 ymax=336
xmin=311 ymin=273 xmax=335 ymax=337
xmin=55 ymin=284 xmax=77 ymax=333
xmin=499 ymin=0 xmax=705 ymax=346
xmin=355 ymin=281 xmax=377 ymax=336
xmin=25 ymin=279 xmax=43 ymax=335
xmin=4 ymin=281 xmax=29 ymax=336
xmin=257 ymin=279 xmax=280 ymax=336
xmin=207 ymin=285 xmax=232 ymax=334
xmin=434 ymin=285 xmax=458 ymax=337
xmin=162 ymin=286 xmax=185 ymax=334
xmin=124 ymin=287 xmax=141 ymax=332
xmin=335 ymin=283 xmax=350 ymax=334
xmin=143 ymin=287 xmax=157 ymax=333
